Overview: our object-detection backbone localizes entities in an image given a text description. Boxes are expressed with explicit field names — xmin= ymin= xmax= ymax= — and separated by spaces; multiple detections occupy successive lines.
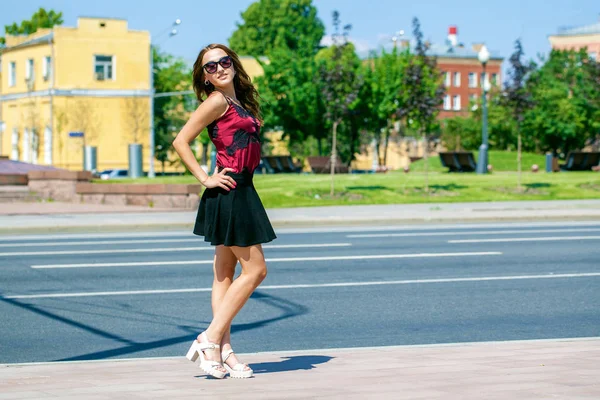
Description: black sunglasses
xmin=202 ymin=55 xmax=233 ymax=74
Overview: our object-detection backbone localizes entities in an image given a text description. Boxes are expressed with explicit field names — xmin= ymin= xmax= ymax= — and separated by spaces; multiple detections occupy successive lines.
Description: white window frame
xmin=444 ymin=71 xmax=451 ymax=87
xmin=453 ymin=72 xmax=461 ymax=87
xmin=481 ymin=72 xmax=490 ymax=88
xmin=94 ymin=55 xmax=115 ymax=81
xmin=453 ymin=95 xmax=461 ymax=111
xmin=443 ymin=95 xmax=451 ymax=110
xmin=491 ymin=73 xmax=498 ymax=86
xmin=11 ymin=128 xmax=19 ymax=160
xmin=26 ymin=58 xmax=34 ymax=82
xmin=43 ymin=56 xmax=52 ymax=81
xmin=44 ymin=126 xmax=53 ymax=165
xmin=23 ymin=128 xmax=30 ymax=162
xmin=468 ymin=72 xmax=477 ymax=88
xmin=9 ymin=61 xmax=16 ymax=87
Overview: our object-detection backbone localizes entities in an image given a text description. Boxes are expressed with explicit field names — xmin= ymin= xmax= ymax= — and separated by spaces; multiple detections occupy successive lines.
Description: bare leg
xmin=195 ymin=246 xmax=236 ymax=374
xmin=204 ymin=245 xmax=249 ymax=369
xmin=204 ymin=244 xmax=267 ymax=344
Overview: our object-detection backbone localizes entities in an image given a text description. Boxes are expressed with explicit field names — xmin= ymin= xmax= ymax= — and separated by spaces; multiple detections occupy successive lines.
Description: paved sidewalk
xmin=1 ymin=199 xmax=600 ymax=233
xmin=1 ymin=338 xmax=598 ymax=399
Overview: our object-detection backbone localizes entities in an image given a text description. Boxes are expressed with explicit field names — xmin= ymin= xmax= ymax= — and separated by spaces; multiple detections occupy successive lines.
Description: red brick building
xmin=430 ymin=27 xmax=503 ymax=119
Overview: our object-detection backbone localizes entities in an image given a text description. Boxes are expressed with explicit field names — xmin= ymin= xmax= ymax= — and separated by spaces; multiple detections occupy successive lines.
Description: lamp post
xmin=148 ymin=19 xmax=181 ymax=178
xmin=391 ymin=30 xmax=405 ymax=48
xmin=476 ymin=45 xmax=490 ymax=174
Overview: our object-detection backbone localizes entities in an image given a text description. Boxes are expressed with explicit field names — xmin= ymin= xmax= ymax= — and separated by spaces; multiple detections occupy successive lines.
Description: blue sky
xmin=2 ymin=0 xmax=598 ymax=67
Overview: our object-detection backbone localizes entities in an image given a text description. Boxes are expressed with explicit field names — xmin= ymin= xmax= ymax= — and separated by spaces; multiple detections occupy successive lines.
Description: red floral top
xmin=207 ymin=93 xmax=261 ymax=174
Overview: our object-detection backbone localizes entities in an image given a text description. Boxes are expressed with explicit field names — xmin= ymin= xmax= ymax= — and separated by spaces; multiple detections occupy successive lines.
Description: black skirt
xmin=193 ymin=170 xmax=277 ymax=247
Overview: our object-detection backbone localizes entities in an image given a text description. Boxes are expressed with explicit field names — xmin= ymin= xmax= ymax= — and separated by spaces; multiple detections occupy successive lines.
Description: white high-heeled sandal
xmin=222 ymin=349 xmax=253 ymax=379
xmin=186 ymin=332 xmax=227 ymax=379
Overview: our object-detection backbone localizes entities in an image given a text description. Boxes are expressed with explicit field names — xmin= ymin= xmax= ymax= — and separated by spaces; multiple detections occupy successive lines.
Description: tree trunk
xmin=161 ymin=160 xmax=165 ymax=176
xmin=349 ymin=121 xmax=358 ymax=167
xmin=201 ymin=143 xmax=208 ymax=166
xmin=517 ymin=132 xmax=522 ymax=190
xmin=330 ymin=120 xmax=339 ymax=197
xmin=423 ymin=130 xmax=429 ymax=194
xmin=383 ymin=128 xmax=390 ymax=166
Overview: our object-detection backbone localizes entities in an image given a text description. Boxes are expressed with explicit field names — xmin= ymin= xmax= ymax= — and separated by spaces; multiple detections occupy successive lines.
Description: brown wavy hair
xmin=192 ymin=43 xmax=261 ymax=122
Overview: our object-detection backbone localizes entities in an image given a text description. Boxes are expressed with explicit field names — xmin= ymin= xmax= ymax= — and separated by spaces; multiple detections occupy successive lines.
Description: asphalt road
xmin=1 ymin=221 xmax=599 ymax=364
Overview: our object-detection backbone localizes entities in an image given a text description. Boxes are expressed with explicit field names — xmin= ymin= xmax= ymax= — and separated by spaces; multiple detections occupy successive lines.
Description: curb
xmin=2 ymin=213 xmax=600 ymax=235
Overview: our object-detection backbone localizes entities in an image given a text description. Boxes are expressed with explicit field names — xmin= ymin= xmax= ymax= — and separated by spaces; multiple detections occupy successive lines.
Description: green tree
xmin=1 ymin=8 xmax=63 ymax=44
xmin=319 ymin=11 xmax=362 ymax=195
xmin=229 ymin=0 xmax=324 ymax=57
xmin=361 ymin=47 xmax=411 ymax=165
xmin=315 ymin=31 xmax=363 ymax=165
xmin=152 ymin=47 xmax=196 ymax=174
xmin=440 ymin=116 xmax=480 ymax=151
xmin=256 ymin=47 xmax=326 ymax=156
xmin=523 ymin=49 xmax=600 ymax=157
xmin=402 ymin=17 xmax=445 ymax=191
xmin=502 ymin=39 xmax=535 ymax=189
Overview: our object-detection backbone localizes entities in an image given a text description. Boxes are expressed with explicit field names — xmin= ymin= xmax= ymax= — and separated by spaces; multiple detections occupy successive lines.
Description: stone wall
xmin=0 ymin=174 xmax=28 ymax=185
xmin=28 ymin=171 xmax=93 ymax=202
xmin=75 ymin=182 xmax=202 ymax=209
xmin=27 ymin=170 xmax=202 ymax=209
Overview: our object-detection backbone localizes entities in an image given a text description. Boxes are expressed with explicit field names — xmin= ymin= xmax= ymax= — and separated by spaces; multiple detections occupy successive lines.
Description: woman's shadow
xmin=250 ymin=355 xmax=334 ymax=374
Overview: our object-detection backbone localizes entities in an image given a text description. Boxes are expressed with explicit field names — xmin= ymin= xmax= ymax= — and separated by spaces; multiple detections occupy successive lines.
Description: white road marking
xmin=3 ymin=221 xmax=599 ymax=242
xmin=449 ymin=236 xmax=600 ymax=243
xmin=30 ymin=251 xmax=502 ymax=269
xmin=0 ymin=238 xmax=201 ymax=248
xmin=0 ymin=231 xmax=193 ymax=242
xmin=349 ymin=228 xmax=600 ymax=238
xmin=6 ymin=272 xmax=598 ymax=299
xmin=0 ymin=243 xmax=351 ymax=257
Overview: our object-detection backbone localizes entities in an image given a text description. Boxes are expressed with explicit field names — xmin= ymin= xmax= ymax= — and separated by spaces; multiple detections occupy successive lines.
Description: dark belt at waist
xmin=218 ymin=167 xmax=254 ymax=186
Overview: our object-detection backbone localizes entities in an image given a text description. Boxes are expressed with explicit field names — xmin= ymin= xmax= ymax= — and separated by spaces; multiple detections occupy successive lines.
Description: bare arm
xmin=172 ymin=94 xmax=236 ymax=190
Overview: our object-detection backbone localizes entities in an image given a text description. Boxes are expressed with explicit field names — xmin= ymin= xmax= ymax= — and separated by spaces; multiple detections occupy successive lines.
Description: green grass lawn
xmin=96 ymin=169 xmax=600 ymax=209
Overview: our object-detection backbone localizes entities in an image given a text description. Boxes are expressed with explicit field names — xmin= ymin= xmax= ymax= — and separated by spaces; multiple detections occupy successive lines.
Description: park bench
xmin=560 ymin=151 xmax=600 ymax=171
xmin=277 ymin=155 xmax=303 ymax=173
xmin=306 ymin=156 xmax=349 ymax=174
xmin=438 ymin=151 xmax=477 ymax=172
xmin=260 ymin=155 xmax=302 ymax=173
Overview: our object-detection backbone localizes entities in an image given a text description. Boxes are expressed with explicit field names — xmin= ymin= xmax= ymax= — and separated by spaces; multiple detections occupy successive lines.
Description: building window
xmin=43 ymin=56 xmax=52 ymax=81
xmin=26 ymin=59 xmax=34 ymax=80
xmin=9 ymin=62 xmax=16 ymax=87
xmin=444 ymin=71 xmax=451 ymax=87
xmin=94 ymin=55 xmax=114 ymax=81
xmin=44 ymin=126 xmax=53 ymax=165
xmin=23 ymin=129 xmax=30 ymax=163
xmin=491 ymin=73 xmax=498 ymax=86
xmin=453 ymin=95 xmax=461 ymax=111
xmin=453 ymin=72 xmax=461 ymax=87
xmin=12 ymin=128 xmax=19 ymax=160
xmin=469 ymin=94 xmax=478 ymax=102
xmin=443 ymin=95 xmax=451 ymax=110
xmin=468 ymin=72 xmax=477 ymax=88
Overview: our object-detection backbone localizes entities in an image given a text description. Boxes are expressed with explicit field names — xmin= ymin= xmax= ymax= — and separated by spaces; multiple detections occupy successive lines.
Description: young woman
xmin=173 ymin=44 xmax=276 ymax=379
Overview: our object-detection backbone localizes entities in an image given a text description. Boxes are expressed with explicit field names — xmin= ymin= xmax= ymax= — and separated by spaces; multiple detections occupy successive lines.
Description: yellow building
xmin=548 ymin=20 xmax=600 ymax=61
xmin=0 ymin=17 xmax=150 ymax=171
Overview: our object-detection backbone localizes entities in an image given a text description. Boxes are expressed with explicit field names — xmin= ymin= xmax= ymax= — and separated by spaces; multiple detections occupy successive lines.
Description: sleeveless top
xmin=207 ymin=92 xmax=261 ymax=174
